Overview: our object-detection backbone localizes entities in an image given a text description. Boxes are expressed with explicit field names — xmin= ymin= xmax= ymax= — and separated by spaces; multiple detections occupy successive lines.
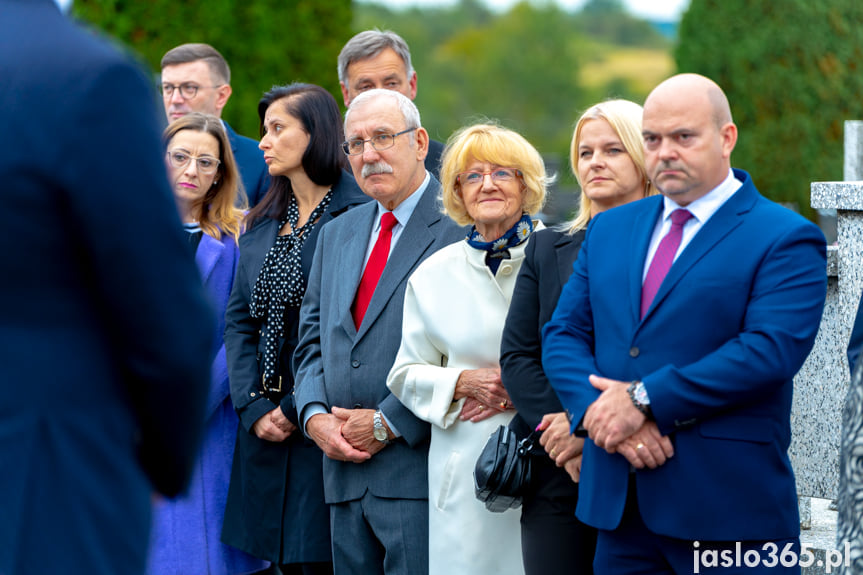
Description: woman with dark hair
xmin=221 ymin=83 xmax=368 ymax=575
xmin=147 ymin=112 xmax=267 ymax=575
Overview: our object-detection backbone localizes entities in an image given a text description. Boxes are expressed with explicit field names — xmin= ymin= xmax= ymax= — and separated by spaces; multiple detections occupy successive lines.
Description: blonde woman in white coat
xmin=387 ymin=123 xmax=549 ymax=575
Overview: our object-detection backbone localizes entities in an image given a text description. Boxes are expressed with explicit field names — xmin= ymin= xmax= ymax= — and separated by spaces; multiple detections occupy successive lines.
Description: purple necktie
xmin=640 ymin=208 xmax=693 ymax=319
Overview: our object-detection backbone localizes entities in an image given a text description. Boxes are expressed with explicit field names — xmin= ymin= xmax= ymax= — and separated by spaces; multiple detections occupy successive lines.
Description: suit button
xmin=250 ymin=392 xmax=256 ymax=397
xmin=499 ymin=264 xmax=513 ymax=275
xmin=351 ymin=360 xmax=361 ymax=368
xmin=629 ymin=347 xmax=640 ymax=358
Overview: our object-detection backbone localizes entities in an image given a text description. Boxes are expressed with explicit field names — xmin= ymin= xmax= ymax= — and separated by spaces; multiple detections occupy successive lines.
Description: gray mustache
xmin=362 ymin=162 xmax=394 ymax=178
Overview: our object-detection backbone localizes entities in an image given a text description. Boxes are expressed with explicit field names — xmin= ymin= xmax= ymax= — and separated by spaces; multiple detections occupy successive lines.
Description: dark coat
xmin=222 ymin=171 xmax=369 ymax=564
xmin=500 ymin=227 xmax=596 ymax=575
xmin=425 ymin=137 xmax=445 ymax=179
xmin=224 ymin=121 xmax=270 ymax=208
xmin=501 ymin=227 xmax=585 ymax=437
xmin=0 ymin=1 xmax=212 ymax=573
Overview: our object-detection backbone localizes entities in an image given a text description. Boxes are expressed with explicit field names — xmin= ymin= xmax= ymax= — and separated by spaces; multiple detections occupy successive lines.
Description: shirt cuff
xmin=301 ymin=402 xmax=329 ymax=434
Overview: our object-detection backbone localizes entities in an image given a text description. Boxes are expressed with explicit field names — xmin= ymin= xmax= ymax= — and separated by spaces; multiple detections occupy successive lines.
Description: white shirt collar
xmin=661 ymin=168 xmax=742 ymax=225
xmin=375 ymin=171 xmax=431 ymax=228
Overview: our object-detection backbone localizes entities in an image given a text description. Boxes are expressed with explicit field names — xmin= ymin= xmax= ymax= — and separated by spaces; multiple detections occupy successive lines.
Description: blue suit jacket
xmin=848 ymin=292 xmax=863 ymax=375
xmin=542 ymin=169 xmax=826 ymax=541
xmin=224 ymin=122 xmax=269 ymax=207
xmin=293 ymin=177 xmax=464 ymax=504
xmin=0 ymin=1 xmax=212 ymax=573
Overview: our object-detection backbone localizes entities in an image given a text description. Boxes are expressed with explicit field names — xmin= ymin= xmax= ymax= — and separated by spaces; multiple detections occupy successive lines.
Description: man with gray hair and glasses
xmin=338 ymin=29 xmax=444 ymax=177
xmin=161 ymin=43 xmax=269 ymax=206
xmin=294 ymin=89 xmax=463 ymax=574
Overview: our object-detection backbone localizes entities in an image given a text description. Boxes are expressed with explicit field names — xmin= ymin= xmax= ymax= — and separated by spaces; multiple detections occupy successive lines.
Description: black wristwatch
xmin=627 ymin=380 xmax=652 ymax=418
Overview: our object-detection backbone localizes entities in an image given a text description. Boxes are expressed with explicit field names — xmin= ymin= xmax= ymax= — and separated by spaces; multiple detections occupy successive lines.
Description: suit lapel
xmin=195 ymin=233 xmax=225 ymax=285
xmin=338 ymin=203 xmax=377 ymax=337
xmin=354 ymin=183 xmax=440 ymax=342
xmin=555 ymin=229 xmax=583 ymax=288
xmin=640 ymin=176 xmax=758 ymax=322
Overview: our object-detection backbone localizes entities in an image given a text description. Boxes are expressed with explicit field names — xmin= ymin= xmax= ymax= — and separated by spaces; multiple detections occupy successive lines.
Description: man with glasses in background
xmin=161 ymin=43 xmax=269 ymax=206
xmin=293 ymin=89 xmax=463 ymax=574
xmin=338 ymin=29 xmax=445 ymax=178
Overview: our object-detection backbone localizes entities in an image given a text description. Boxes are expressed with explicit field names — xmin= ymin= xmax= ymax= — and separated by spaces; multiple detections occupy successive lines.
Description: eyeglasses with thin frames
xmin=456 ymin=168 xmax=522 ymax=189
xmin=161 ymin=83 xmax=219 ymax=100
xmin=342 ymin=127 xmax=417 ymax=156
xmin=166 ymin=150 xmax=221 ymax=175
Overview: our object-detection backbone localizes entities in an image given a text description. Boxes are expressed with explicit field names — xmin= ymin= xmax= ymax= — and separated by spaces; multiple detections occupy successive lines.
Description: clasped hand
xmin=455 ymin=368 xmax=513 ymax=422
xmin=584 ymin=375 xmax=674 ymax=469
xmin=252 ymin=406 xmax=297 ymax=442
xmin=307 ymin=407 xmax=392 ymax=463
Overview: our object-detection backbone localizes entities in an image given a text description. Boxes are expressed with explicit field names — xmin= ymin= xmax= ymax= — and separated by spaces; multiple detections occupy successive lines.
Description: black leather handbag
xmin=474 ymin=424 xmax=539 ymax=513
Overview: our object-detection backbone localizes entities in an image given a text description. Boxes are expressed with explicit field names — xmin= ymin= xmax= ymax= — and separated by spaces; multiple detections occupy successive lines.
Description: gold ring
xmin=636 ymin=443 xmax=645 ymax=450
xmin=500 ymin=401 xmax=507 ymax=409
xmin=478 ymin=405 xmax=484 ymax=411
xmin=550 ymin=449 xmax=557 ymax=458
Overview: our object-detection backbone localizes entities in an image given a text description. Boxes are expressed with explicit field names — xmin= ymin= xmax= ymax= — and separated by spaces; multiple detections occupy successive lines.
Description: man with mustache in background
xmin=293 ymin=89 xmax=463 ymax=575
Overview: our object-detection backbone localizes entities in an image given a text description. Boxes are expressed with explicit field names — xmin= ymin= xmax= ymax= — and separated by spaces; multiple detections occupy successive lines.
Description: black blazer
xmin=500 ymin=227 xmax=585 ymax=439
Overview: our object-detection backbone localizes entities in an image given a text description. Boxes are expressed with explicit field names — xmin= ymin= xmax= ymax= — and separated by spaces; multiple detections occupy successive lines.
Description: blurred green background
xmin=73 ymin=0 xmax=863 ymax=224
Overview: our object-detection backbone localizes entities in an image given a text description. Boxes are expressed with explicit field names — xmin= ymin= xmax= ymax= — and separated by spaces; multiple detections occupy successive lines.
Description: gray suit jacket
xmin=293 ymin=176 xmax=464 ymax=503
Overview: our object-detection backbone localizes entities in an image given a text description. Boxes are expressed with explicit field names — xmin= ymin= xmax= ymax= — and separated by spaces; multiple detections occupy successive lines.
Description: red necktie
xmin=353 ymin=212 xmax=398 ymax=328
xmin=640 ymin=208 xmax=693 ymax=319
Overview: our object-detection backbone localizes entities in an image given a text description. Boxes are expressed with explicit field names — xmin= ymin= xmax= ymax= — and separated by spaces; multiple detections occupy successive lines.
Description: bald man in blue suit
xmin=543 ymin=74 xmax=827 ymax=574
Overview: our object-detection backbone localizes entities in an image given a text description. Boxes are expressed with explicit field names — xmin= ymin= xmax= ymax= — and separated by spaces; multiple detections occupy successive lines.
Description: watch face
xmin=374 ymin=427 xmax=388 ymax=441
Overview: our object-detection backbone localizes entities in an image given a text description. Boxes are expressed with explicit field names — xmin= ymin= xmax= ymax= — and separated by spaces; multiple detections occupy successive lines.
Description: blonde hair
xmin=565 ymin=99 xmax=656 ymax=234
xmin=163 ymin=113 xmax=247 ymax=242
xmin=440 ymin=122 xmax=551 ymax=226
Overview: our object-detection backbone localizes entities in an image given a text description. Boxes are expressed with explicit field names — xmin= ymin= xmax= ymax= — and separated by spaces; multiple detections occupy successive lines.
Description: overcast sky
xmin=359 ymin=0 xmax=691 ymax=21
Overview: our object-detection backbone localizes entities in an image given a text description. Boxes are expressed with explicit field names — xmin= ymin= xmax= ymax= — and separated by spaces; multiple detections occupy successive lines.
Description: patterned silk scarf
xmin=465 ymin=213 xmax=534 ymax=274
xmin=250 ymin=189 xmax=333 ymax=380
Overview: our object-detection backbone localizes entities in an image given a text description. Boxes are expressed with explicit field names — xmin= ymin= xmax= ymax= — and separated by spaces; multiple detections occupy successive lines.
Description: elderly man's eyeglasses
xmin=342 ymin=127 xmax=417 ymax=156
xmin=161 ymin=83 xmax=214 ymax=99
xmin=166 ymin=150 xmax=221 ymax=175
xmin=457 ymin=168 xmax=522 ymax=189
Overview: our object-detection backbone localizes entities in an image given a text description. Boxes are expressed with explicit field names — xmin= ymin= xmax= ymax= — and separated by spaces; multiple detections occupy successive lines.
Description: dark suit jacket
xmin=222 ymin=171 xmax=368 ymax=562
xmin=848 ymin=292 xmax=863 ymax=375
xmin=0 ymin=2 xmax=212 ymax=573
xmin=543 ymin=170 xmax=827 ymax=541
xmin=224 ymin=121 xmax=270 ymax=207
xmin=501 ymin=227 xmax=585 ymax=438
xmin=293 ymin=176 xmax=464 ymax=503
xmin=425 ymin=138 xmax=445 ymax=179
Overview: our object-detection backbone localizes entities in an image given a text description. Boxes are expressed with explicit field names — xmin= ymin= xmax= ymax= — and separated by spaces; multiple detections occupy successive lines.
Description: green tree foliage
xmin=72 ymin=0 xmax=352 ymax=138
xmin=580 ymin=0 xmax=667 ymax=47
xmin=676 ymin=0 xmax=863 ymax=216
xmin=356 ymin=1 xmax=588 ymax=162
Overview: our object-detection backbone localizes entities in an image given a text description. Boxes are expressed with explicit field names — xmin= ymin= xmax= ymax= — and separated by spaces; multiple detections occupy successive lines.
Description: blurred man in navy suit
xmin=0 ymin=2 xmax=212 ymax=573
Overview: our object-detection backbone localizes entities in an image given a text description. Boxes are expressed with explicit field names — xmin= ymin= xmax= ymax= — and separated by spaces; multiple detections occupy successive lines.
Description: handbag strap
xmin=516 ymin=428 xmax=542 ymax=457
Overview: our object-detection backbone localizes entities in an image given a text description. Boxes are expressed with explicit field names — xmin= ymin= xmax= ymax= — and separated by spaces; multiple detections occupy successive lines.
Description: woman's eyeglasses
xmin=456 ymin=168 xmax=522 ymax=189
xmin=166 ymin=150 xmax=221 ymax=175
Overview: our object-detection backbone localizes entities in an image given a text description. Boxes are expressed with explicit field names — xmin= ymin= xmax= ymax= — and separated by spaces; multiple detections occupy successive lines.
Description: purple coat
xmin=147 ymin=232 xmax=268 ymax=575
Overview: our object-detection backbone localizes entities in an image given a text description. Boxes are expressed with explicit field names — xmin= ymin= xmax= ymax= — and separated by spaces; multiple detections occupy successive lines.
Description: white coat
xmin=388 ymin=229 xmax=541 ymax=575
